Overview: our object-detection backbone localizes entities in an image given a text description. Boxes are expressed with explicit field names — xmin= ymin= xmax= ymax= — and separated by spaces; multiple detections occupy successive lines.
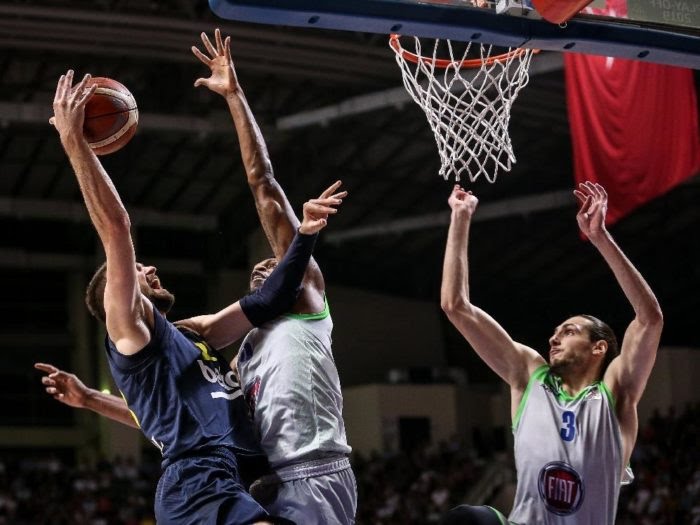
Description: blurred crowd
xmin=616 ymin=403 xmax=699 ymax=525
xmin=0 ymin=454 xmax=158 ymax=525
xmin=0 ymin=404 xmax=696 ymax=524
xmin=353 ymin=438 xmax=484 ymax=524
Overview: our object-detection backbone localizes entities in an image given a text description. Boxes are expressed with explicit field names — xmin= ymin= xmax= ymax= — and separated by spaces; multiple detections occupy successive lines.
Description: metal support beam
xmin=0 ymin=101 xmax=230 ymax=136
xmin=0 ymin=248 xmax=204 ymax=274
xmin=325 ymin=190 xmax=573 ymax=243
xmin=0 ymin=197 xmax=217 ymax=231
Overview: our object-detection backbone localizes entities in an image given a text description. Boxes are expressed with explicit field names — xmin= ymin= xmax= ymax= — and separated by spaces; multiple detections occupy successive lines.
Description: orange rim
xmin=389 ymin=33 xmax=533 ymax=69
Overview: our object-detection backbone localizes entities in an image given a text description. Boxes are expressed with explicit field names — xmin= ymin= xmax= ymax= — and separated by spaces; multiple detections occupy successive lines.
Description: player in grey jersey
xmin=439 ymin=182 xmax=663 ymax=525
xmin=190 ymin=29 xmax=357 ymax=524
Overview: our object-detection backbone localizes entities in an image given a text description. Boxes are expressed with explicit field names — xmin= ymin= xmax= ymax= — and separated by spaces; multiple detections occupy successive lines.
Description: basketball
xmin=83 ymin=77 xmax=138 ymax=155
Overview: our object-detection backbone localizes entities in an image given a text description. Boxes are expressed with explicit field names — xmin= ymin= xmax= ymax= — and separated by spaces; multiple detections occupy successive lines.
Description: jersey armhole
xmin=598 ymin=379 xmax=616 ymax=409
xmin=106 ymin=307 xmax=165 ymax=372
xmin=512 ymin=364 xmax=549 ymax=430
xmin=285 ymin=294 xmax=329 ymax=320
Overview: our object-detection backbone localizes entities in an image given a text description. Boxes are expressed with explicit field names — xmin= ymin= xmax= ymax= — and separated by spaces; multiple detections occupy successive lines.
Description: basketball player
xmin=47 ymin=69 xmax=345 ymax=524
xmin=439 ymin=182 xmax=663 ymax=525
xmin=191 ymin=29 xmax=357 ymax=524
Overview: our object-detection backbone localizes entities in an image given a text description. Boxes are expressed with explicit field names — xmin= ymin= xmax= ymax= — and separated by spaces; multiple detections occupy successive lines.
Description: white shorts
xmin=250 ymin=457 xmax=357 ymax=525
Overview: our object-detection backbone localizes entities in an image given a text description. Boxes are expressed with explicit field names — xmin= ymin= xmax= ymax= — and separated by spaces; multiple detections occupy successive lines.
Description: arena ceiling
xmin=0 ymin=0 xmax=698 ymax=375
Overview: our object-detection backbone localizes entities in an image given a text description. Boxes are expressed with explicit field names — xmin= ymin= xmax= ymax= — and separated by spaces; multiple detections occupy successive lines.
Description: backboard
xmin=209 ymin=0 xmax=700 ymax=68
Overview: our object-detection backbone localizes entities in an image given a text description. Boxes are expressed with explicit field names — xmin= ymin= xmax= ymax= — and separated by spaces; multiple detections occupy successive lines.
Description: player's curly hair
xmin=85 ymin=262 xmax=108 ymax=323
xmin=579 ymin=314 xmax=619 ymax=376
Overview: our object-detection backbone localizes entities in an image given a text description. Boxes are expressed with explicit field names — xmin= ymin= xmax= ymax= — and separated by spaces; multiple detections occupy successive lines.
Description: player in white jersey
xmin=439 ymin=182 xmax=663 ymax=525
xmin=191 ymin=29 xmax=357 ymax=524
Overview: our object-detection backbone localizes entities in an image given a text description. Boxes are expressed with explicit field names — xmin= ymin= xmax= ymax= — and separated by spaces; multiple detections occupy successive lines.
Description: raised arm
xmin=51 ymin=71 xmax=151 ymax=355
xmin=35 ymin=363 xmax=139 ymax=429
xmin=176 ymin=182 xmax=345 ymax=349
xmin=192 ymin=29 xmax=331 ymax=313
xmin=575 ymin=182 xmax=663 ymax=404
xmin=440 ymin=185 xmax=544 ymax=405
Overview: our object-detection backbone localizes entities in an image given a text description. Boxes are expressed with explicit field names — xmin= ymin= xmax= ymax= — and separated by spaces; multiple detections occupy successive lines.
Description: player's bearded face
xmin=137 ymin=264 xmax=175 ymax=314
xmin=548 ymin=318 xmax=594 ymax=375
xmin=147 ymin=287 xmax=175 ymax=314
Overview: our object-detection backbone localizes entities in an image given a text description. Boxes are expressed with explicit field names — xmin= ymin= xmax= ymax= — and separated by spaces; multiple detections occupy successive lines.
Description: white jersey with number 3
xmin=508 ymin=365 xmax=626 ymax=525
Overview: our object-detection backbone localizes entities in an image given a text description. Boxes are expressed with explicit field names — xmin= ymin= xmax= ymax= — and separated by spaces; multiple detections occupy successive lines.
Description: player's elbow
xmin=100 ymin=211 xmax=132 ymax=237
xmin=640 ymin=302 xmax=664 ymax=329
xmin=247 ymin=158 xmax=274 ymax=183
xmin=441 ymin=294 xmax=475 ymax=319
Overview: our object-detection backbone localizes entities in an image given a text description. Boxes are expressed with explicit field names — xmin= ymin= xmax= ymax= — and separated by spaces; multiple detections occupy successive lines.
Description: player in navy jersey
xmin=45 ymin=69 xmax=346 ymax=524
xmin=439 ymin=183 xmax=663 ymax=525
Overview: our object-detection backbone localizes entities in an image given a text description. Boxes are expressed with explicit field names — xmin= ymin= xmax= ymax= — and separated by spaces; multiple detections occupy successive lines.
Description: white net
xmin=390 ymin=36 xmax=535 ymax=183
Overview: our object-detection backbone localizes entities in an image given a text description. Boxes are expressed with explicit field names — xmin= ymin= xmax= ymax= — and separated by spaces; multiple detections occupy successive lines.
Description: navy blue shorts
xmin=155 ymin=447 xmax=269 ymax=524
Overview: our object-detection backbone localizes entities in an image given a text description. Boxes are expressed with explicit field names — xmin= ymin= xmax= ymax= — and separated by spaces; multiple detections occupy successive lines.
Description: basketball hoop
xmin=389 ymin=34 xmax=535 ymax=183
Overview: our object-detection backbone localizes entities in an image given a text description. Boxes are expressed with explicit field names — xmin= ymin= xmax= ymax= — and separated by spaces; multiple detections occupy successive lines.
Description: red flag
xmin=564 ymin=0 xmax=700 ymax=224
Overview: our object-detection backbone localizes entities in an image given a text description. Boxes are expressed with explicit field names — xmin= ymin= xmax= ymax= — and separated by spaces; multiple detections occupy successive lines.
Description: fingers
xmin=191 ymin=45 xmax=212 ymax=67
xmin=575 ymin=182 xmax=609 ymax=229
xmin=201 ymin=32 xmax=218 ymax=58
xmin=308 ymin=218 xmax=329 ymax=227
xmin=452 ymin=184 xmax=471 ymax=195
xmin=573 ymin=189 xmax=587 ymax=204
xmin=301 ymin=191 xmax=343 ymax=234
xmin=312 ymin=195 xmax=344 ymax=207
xmin=301 ymin=218 xmax=328 ymax=234
xmin=329 ymin=191 xmax=348 ymax=200
xmin=60 ymin=70 xmax=74 ymax=100
xmin=53 ymin=70 xmax=94 ymax=112
xmin=224 ymin=36 xmax=232 ymax=62
xmin=54 ymin=70 xmax=76 ymax=104
xmin=34 ymin=362 xmax=58 ymax=374
xmin=215 ymin=28 xmax=225 ymax=54
xmin=598 ymin=184 xmax=608 ymax=200
xmin=43 ymin=380 xmax=64 ymax=396
xmin=312 ymin=218 xmax=328 ymax=230
xmin=54 ymin=74 xmax=66 ymax=104
xmin=319 ymin=180 xmax=343 ymax=199
xmin=75 ymin=82 xmax=97 ymax=109
xmin=304 ymin=200 xmax=339 ymax=216
xmin=72 ymin=73 xmax=91 ymax=99
xmin=576 ymin=194 xmax=592 ymax=215
xmin=576 ymin=181 xmax=606 ymax=201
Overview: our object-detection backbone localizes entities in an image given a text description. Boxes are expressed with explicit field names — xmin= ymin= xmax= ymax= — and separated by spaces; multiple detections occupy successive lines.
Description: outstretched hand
xmin=299 ymin=180 xmax=347 ymax=235
xmin=192 ymin=28 xmax=239 ymax=97
xmin=34 ymin=363 xmax=90 ymax=409
xmin=448 ymin=184 xmax=478 ymax=216
xmin=50 ymin=70 xmax=97 ymax=140
xmin=574 ymin=181 xmax=608 ymax=241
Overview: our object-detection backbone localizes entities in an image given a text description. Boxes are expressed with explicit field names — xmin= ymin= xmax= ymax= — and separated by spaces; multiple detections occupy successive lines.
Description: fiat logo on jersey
xmin=538 ymin=461 xmax=584 ymax=515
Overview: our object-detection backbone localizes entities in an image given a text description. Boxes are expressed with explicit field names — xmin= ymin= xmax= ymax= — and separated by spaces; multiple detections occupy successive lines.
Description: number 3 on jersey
xmin=560 ymin=410 xmax=576 ymax=442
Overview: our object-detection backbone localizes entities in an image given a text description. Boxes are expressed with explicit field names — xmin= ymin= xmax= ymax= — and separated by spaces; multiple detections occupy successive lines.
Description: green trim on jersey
xmin=486 ymin=506 xmax=509 ymax=524
xmin=513 ymin=365 xmax=616 ymax=430
xmin=513 ymin=364 xmax=549 ymax=430
xmin=546 ymin=371 xmax=608 ymax=403
xmin=599 ymin=379 xmax=616 ymax=408
xmin=285 ymin=294 xmax=329 ymax=320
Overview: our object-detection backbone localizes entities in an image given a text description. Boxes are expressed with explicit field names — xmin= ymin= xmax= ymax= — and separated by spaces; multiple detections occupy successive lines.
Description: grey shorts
xmin=250 ymin=457 xmax=357 ymax=525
